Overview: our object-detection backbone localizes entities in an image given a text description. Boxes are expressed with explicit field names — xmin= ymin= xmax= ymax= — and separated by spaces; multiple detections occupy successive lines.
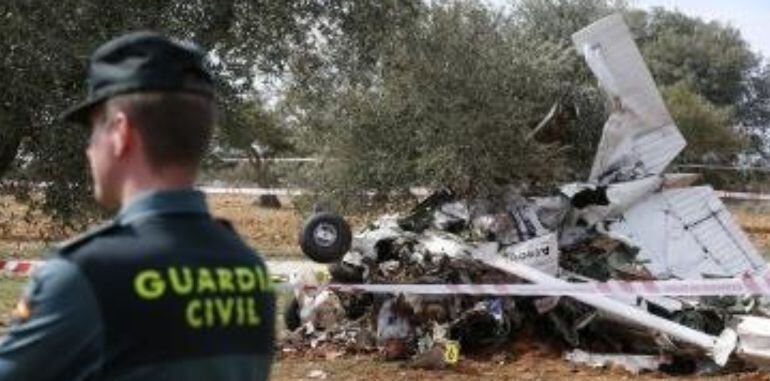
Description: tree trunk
xmin=0 ymin=133 xmax=21 ymax=178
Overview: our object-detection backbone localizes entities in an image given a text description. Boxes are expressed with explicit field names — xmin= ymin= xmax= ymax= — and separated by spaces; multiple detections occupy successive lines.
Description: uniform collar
xmin=117 ymin=188 xmax=209 ymax=225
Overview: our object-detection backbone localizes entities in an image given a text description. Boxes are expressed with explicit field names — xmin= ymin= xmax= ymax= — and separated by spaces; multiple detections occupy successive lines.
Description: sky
xmin=484 ymin=0 xmax=770 ymax=59
xmin=632 ymin=0 xmax=770 ymax=59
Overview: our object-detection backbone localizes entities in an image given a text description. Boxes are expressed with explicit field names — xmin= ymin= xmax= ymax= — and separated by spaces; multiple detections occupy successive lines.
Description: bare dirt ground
xmin=3 ymin=195 xmax=770 ymax=257
xmin=0 ymin=195 xmax=66 ymax=259
xmin=0 ymin=194 xmax=375 ymax=259
xmin=272 ymin=347 xmax=770 ymax=381
xmin=729 ymin=206 xmax=770 ymax=254
xmin=3 ymin=194 xmax=770 ymax=380
xmin=206 ymin=195 xmax=305 ymax=257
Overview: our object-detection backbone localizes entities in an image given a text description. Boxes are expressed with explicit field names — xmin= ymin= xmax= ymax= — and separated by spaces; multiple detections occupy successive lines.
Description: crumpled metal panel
xmin=608 ymin=186 xmax=766 ymax=279
xmin=730 ymin=315 xmax=770 ymax=367
xmin=564 ymin=349 xmax=670 ymax=374
xmin=572 ymin=14 xmax=685 ymax=183
xmin=500 ymin=233 xmax=559 ymax=276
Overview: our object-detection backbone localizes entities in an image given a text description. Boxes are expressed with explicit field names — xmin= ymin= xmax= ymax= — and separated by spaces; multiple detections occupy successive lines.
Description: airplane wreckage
xmin=280 ymin=14 xmax=770 ymax=374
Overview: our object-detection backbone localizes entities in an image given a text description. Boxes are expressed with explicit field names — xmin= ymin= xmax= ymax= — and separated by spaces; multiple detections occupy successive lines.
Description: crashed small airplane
xmin=285 ymin=14 xmax=770 ymax=373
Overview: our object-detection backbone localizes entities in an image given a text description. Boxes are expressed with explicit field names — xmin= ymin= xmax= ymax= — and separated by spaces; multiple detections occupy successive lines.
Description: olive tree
xmin=0 ymin=0 xmax=421 ymax=221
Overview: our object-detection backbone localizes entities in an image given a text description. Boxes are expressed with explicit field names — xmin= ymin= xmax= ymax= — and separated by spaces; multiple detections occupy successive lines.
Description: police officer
xmin=0 ymin=32 xmax=275 ymax=380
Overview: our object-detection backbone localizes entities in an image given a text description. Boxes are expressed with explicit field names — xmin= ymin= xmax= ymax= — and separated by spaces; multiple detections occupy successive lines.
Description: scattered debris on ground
xmin=278 ymin=14 xmax=770 ymax=376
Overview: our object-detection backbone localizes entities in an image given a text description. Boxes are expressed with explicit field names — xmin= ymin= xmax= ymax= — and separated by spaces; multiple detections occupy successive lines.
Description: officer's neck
xmin=119 ymin=165 xmax=197 ymax=208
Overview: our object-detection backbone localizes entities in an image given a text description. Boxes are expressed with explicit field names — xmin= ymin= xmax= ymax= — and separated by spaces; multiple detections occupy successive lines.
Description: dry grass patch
xmin=3 ymin=193 xmax=770 ymax=259
xmin=0 ymin=196 xmax=73 ymax=242
xmin=208 ymin=195 xmax=304 ymax=257
xmin=729 ymin=206 xmax=770 ymax=255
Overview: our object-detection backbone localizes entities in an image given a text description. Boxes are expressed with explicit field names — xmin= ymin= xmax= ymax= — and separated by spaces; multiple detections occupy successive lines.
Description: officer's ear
xmin=110 ymin=110 xmax=134 ymax=158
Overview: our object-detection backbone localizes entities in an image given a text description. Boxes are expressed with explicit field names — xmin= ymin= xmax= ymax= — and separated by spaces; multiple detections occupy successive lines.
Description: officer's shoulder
xmin=55 ymin=219 xmax=123 ymax=257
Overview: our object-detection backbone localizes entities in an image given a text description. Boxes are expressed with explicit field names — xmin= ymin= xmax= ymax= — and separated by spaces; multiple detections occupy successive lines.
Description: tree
xmin=4 ymin=0 xmax=766 ymax=219
xmin=0 ymin=0 xmax=422 ymax=221
xmin=0 ymin=117 xmax=22 ymax=178
xmin=515 ymin=0 xmax=624 ymax=177
xmin=287 ymin=1 xmax=577 ymax=209
xmin=740 ymin=62 xmax=770 ymax=158
xmin=515 ymin=0 xmax=625 ymax=44
xmin=663 ymin=82 xmax=746 ymax=163
xmin=629 ymin=8 xmax=770 ymax=160
xmin=635 ymin=8 xmax=759 ymax=109
xmin=286 ymin=0 xmax=769 ymax=210
xmin=513 ymin=4 xmax=768 ymax=168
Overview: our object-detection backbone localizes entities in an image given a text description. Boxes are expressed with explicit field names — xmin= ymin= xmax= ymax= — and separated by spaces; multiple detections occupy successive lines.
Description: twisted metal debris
xmin=280 ymin=14 xmax=770 ymax=374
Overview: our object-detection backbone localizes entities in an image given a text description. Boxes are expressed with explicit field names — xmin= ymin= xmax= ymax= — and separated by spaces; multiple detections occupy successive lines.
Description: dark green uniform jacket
xmin=0 ymin=189 xmax=275 ymax=381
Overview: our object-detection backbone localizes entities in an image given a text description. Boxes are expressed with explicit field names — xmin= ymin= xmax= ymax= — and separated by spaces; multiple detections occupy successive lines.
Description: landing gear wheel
xmin=299 ymin=212 xmax=352 ymax=263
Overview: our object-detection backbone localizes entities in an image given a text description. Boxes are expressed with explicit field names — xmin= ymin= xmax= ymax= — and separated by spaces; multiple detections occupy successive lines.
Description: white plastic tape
xmin=0 ymin=260 xmax=43 ymax=276
xmin=714 ymin=191 xmax=770 ymax=202
xmin=12 ymin=258 xmax=770 ymax=297
xmin=282 ymin=273 xmax=770 ymax=297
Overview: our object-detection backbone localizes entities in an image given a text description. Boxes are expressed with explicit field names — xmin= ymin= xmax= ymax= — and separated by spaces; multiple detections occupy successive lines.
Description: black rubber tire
xmin=283 ymin=297 xmax=301 ymax=331
xmin=298 ymin=212 xmax=352 ymax=263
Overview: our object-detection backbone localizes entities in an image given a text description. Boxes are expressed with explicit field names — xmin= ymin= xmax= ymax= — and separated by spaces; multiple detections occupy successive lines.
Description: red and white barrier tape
xmin=0 ymin=260 xmax=43 ymax=276
xmin=198 ymin=186 xmax=770 ymax=202
xmin=714 ymin=191 xmax=770 ymax=202
xmin=198 ymin=187 xmax=307 ymax=196
xmin=280 ymin=273 xmax=770 ymax=297
xmin=9 ymin=258 xmax=770 ymax=297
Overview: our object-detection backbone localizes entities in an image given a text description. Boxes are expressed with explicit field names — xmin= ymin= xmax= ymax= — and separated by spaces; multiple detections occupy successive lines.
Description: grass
xmin=0 ymin=241 xmax=49 ymax=260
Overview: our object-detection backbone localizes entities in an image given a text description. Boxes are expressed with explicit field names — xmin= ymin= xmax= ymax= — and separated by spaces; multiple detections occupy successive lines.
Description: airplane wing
xmin=608 ymin=186 xmax=766 ymax=279
xmin=572 ymin=14 xmax=686 ymax=184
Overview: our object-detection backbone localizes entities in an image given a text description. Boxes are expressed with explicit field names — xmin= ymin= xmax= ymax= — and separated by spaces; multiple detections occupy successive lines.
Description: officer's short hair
xmin=104 ymin=92 xmax=215 ymax=169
